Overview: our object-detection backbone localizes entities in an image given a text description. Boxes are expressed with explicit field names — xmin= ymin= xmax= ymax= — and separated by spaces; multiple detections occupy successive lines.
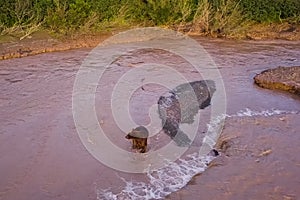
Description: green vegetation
xmin=239 ymin=0 xmax=300 ymax=22
xmin=0 ymin=0 xmax=299 ymax=39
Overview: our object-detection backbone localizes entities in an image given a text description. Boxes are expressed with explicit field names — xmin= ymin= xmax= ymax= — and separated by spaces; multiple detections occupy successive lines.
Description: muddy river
xmin=0 ymin=32 xmax=299 ymax=200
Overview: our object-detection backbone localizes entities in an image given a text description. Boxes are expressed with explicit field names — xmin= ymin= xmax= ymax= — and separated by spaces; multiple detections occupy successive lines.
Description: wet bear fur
xmin=125 ymin=126 xmax=149 ymax=153
xmin=158 ymin=80 xmax=216 ymax=146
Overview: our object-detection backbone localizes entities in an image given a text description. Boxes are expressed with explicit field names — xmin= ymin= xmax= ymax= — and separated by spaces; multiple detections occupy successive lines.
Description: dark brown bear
xmin=158 ymin=80 xmax=216 ymax=146
xmin=125 ymin=126 xmax=149 ymax=153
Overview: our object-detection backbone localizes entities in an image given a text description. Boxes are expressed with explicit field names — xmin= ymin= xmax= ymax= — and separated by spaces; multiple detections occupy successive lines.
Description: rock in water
xmin=158 ymin=80 xmax=216 ymax=146
xmin=254 ymin=66 xmax=300 ymax=96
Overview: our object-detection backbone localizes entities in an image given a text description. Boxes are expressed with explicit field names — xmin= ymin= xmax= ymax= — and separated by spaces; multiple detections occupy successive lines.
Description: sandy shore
xmin=0 ymin=32 xmax=111 ymax=60
xmin=1 ymin=22 xmax=300 ymax=60
xmin=168 ymin=113 xmax=300 ymax=200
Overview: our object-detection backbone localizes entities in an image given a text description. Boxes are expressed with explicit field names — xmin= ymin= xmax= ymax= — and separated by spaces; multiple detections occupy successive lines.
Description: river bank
xmin=1 ymin=22 xmax=300 ymax=60
xmin=0 ymin=31 xmax=112 ymax=60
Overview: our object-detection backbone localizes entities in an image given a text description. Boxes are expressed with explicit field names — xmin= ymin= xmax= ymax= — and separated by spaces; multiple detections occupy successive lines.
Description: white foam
xmin=230 ymin=108 xmax=298 ymax=118
xmin=97 ymin=154 xmax=214 ymax=200
xmin=97 ymin=108 xmax=299 ymax=200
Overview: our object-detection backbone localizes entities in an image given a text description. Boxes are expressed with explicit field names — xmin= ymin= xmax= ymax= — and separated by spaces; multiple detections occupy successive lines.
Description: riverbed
xmin=0 ymin=36 xmax=299 ymax=200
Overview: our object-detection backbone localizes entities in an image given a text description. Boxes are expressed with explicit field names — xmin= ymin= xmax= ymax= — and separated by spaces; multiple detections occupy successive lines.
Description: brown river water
xmin=0 ymin=32 xmax=300 ymax=200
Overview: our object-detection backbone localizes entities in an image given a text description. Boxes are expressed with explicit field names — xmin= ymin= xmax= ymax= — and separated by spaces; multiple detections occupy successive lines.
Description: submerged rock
xmin=158 ymin=80 xmax=216 ymax=146
xmin=254 ymin=66 xmax=300 ymax=96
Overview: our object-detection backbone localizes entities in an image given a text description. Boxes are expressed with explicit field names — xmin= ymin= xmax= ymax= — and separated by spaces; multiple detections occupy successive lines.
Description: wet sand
xmin=0 ymin=37 xmax=300 ymax=200
xmin=0 ymin=32 xmax=111 ymax=60
xmin=168 ymin=113 xmax=300 ymax=200
xmin=1 ymin=22 xmax=300 ymax=60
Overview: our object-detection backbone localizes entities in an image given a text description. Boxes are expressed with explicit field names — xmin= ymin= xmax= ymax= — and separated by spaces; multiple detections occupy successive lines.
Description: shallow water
xmin=0 ymin=36 xmax=299 ymax=200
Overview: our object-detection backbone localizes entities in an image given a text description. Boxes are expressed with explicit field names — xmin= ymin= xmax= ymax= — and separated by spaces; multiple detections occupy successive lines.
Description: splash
xmin=230 ymin=108 xmax=298 ymax=117
xmin=97 ymin=108 xmax=298 ymax=200
xmin=97 ymin=153 xmax=214 ymax=200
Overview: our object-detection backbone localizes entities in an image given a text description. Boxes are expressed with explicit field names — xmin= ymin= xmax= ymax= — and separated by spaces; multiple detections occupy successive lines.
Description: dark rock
xmin=212 ymin=149 xmax=219 ymax=156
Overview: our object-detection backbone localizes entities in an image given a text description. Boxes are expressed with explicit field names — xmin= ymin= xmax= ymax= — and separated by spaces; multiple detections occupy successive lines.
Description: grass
xmin=0 ymin=0 xmax=299 ymax=40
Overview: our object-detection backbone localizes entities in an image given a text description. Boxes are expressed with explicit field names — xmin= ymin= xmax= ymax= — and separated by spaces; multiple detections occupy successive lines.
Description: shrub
xmin=45 ymin=0 xmax=95 ymax=32
xmin=193 ymin=0 xmax=246 ymax=36
xmin=0 ymin=0 xmax=299 ymax=37
xmin=239 ymin=0 xmax=300 ymax=22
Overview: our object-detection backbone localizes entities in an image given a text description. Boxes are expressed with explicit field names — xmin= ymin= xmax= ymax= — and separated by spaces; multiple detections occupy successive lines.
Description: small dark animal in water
xmin=125 ymin=126 xmax=149 ymax=153
xmin=158 ymin=80 xmax=216 ymax=146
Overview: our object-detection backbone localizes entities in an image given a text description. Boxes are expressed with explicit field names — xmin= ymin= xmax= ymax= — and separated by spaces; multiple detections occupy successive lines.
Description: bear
xmin=157 ymin=80 xmax=216 ymax=146
xmin=125 ymin=126 xmax=149 ymax=153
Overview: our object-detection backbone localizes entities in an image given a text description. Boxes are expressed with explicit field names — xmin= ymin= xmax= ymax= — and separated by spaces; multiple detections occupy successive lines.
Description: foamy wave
xmin=97 ymin=108 xmax=298 ymax=200
xmin=97 ymin=153 xmax=214 ymax=200
xmin=230 ymin=108 xmax=298 ymax=118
